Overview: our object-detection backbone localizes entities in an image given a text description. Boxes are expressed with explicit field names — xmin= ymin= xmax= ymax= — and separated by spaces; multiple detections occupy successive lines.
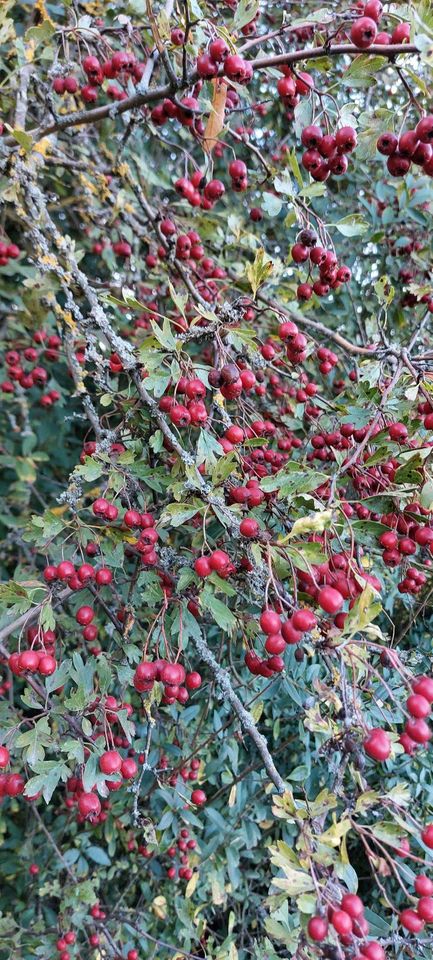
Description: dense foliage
xmin=1 ymin=1 xmax=433 ymax=958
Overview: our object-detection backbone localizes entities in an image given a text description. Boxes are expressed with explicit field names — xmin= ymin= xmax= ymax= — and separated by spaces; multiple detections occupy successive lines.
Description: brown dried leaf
xmin=203 ymin=79 xmax=228 ymax=155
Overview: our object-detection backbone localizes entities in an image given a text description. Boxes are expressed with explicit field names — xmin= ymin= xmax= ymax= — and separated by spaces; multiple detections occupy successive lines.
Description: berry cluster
xmin=301 ymin=122 xmax=357 ymax=185
xmin=166 ymin=826 xmax=197 ymax=883
xmin=133 ymin=658 xmax=202 ymax=705
xmin=1 ymin=332 xmax=61 ymax=404
xmin=174 ymin=171 xmax=225 ymax=210
xmin=377 ymin=115 xmax=433 ymax=179
xmin=350 ymin=3 xmax=410 ymax=47
xmin=0 ymin=240 xmax=20 ymax=266
xmin=53 ymin=51 xmax=145 ymax=106
xmin=290 ymin=232 xmax=351 ymax=302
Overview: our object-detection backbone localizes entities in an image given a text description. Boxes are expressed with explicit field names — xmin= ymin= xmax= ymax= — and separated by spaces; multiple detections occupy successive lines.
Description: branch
xmin=10 ymin=44 xmax=418 ymax=143
xmin=190 ymin=630 xmax=286 ymax=793
xmin=115 ymin=916 xmax=206 ymax=960
xmin=257 ymin=292 xmax=378 ymax=356
xmin=0 ymin=587 xmax=71 ymax=644
xmin=250 ymin=42 xmax=419 ymax=71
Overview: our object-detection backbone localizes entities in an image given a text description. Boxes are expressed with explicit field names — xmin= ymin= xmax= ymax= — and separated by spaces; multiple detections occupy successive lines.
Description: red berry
xmin=38 ymin=655 xmax=57 ymax=676
xmin=364 ymin=727 xmax=391 ymax=761
xmin=341 ymin=893 xmax=364 ymax=918
xmin=209 ymin=550 xmax=230 ymax=575
xmin=6 ymin=773 xmax=25 ymax=796
xmin=57 ymin=560 xmax=75 ymax=580
xmin=307 ymin=916 xmax=328 ymax=941
xmin=209 ymin=38 xmax=229 ymax=62
xmin=194 ymin=556 xmax=211 ymax=578
xmin=364 ymin=0 xmax=383 ymax=21
xmin=350 ymin=16 xmax=378 ymax=47
xmin=399 ymin=908 xmax=424 ymax=932
xmin=413 ymin=676 xmax=433 ymax=701
xmin=95 ymin=567 xmax=113 ymax=586
xmin=417 ymin=897 xmax=433 ymax=922
xmin=291 ymin=609 xmax=317 ymax=632
xmin=186 ymin=672 xmax=202 ymax=690
xmin=121 ymin=758 xmax=138 ymax=779
xmin=377 ymin=132 xmax=398 ymax=155
xmin=239 ymin=517 xmax=260 ymax=538
xmin=407 ymin=694 xmax=431 ymax=718
xmin=331 ymin=909 xmax=353 ymax=936
xmin=78 ymin=792 xmax=101 ymax=819
xmin=317 ymin=586 xmax=344 ymax=614
xmin=76 ymin=606 xmax=94 ymax=625
xmin=77 ymin=563 xmax=94 ymax=583
xmin=99 ymin=750 xmax=122 ymax=775
xmin=415 ymin=875 xmax=433 ymax=896
xmin=260 ymin=609 xmax=282 ymax=635
xmin=405 ymin=717 xmax=432 ymax=744
xmin=422 ymin=824 xmax=433 ymax=848
xmin=416 ymin=115 xmax=433 ymax=144
xmin=191 ymin=789 xmax=206 ymax=805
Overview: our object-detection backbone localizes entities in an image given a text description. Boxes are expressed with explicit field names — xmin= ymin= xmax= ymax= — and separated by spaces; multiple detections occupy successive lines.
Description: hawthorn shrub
xmin=1 ymin=0 xmax=433 ymax=958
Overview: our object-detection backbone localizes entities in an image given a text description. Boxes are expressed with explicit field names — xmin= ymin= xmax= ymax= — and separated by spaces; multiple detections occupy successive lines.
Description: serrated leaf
xmin=246 ymin=248 xmax=274 ymax=299
xmin=200 ymin=589 xmax=236 ymax=631
xmin=150 ymin=317 xmax=177 ymax=351
xmin=374 ymin=275 xmax=395 ymax=306
xmin=262 ymin=192 xmax=283 ymax=217
xmin=159 ymin=500 xmax=204 ymax=527
xmin=342 ymin=55 xmax=387 ymax=87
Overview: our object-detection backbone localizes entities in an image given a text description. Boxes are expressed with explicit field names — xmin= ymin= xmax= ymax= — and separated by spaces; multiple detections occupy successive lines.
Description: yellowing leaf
xmin=34 ymin=138 xmax=51 ymax=157
xmin=24 ymin=39 xmax=36 ymax=62
xmin=185 ymin=872 xmax=199 ymax=898
xmin=246 ymin=248 xmax=273 ymax=298
xmin=152 ymin=895 xmax=167 ymax=919
xmin=250 ymin=700 xmax=264 ymax=723
xmin=228 ymin=784 xmax=237 ymax=807
xmin=320 ymin=817 xmax=352 ymax=847
xmin=288 ymin=510 xmax=333 ymax=538
xmin=271 ymin=868 xmax=315 ymax=896
xmin=211 ymin=872 xmax=226 ymax=905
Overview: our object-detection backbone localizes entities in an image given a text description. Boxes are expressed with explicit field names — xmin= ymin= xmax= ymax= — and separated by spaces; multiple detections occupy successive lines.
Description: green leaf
xmin=196 ymin=429 xmax=224 ymax=469
xmin=287 ymin=149 xmax=303 ymax=189
xmin=273 ymin=173 xmax=293 ymax=197
xmin=150 ymin=317 xmax=177 ymax=351
xmin=62 ymin=739 xmax=85 ymax=764
xmin=212 ymin=451 xmax=237 ymax=487
xmin=86 ymin=846 xmax=111 ymax=866
xmin=11 ymin=128 xmax=33 ymax=152
xmin=342 ymin=55 xmax=388 ymax=87
xmin=332 ymin=215 xmax=369 ymax=237
xmin=159 ymin=500 xmax=204 ymax=527
xmin=82 ymin=752 xmax=99 ymax=793
xmin=261 ymin=193 xmax=283 ymax=217
xmin=232 ymin=0 xmax=259 ymax=30
xmin=168 ymin=281 xmax=188 ymax=318
xmin=25 ymin=18 xmax=55 ymax=46
xmin=76 ymin=457 xmax=103 ymax=481
xmin=200 ymin=588 xmax=236 ymax=631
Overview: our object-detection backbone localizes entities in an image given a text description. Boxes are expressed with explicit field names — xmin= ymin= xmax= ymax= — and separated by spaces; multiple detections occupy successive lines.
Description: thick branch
xmin=14 ymin=43 xmax=418 ymax=143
